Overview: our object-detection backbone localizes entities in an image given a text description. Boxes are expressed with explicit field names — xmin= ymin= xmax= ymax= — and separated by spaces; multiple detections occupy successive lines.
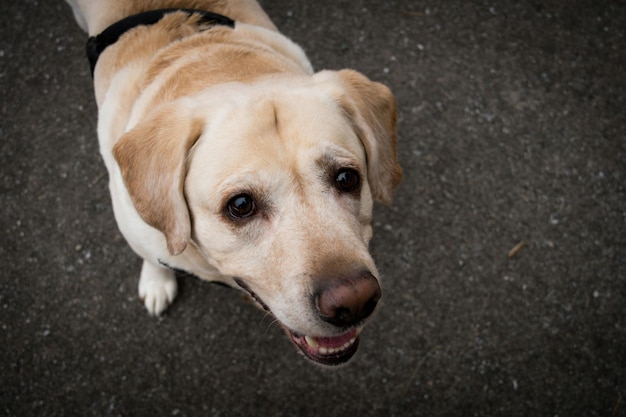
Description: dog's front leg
xmin=138 ymin=260 xmax=178 ymax=316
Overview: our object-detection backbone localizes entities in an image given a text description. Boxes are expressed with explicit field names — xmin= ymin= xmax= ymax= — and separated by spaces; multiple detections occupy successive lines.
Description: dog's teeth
xmin=303 ymin=333 xmax=357 ymax=356
xmin=305 ymin=335 xmax=319 ymax=348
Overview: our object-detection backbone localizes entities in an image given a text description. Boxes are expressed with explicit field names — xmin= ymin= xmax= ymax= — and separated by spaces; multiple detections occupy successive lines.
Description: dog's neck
xmin=86 ymin=8 xmax=234 ymax=76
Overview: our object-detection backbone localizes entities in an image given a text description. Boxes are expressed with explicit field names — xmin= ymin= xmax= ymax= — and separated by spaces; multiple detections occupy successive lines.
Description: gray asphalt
xmin=1 ymin=1 xmax=625 ymax=416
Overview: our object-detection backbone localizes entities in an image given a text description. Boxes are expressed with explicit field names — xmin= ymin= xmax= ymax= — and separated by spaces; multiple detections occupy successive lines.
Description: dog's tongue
xmin=304 ymin=328 xmax=358 ymax=349
xmin=290 ymin=328 xmax=361 ymax=365
xmin=317 ymin=330 xmax=357 ymax=348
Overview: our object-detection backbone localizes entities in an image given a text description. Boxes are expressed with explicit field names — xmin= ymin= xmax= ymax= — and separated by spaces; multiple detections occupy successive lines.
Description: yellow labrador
xmin=66 ymin=0 xmax=401 ymax=365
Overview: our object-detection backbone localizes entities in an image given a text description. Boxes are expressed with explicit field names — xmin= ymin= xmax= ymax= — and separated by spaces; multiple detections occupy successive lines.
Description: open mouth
xmin=234 ymin=278 xmax=363 ymax=366
xmin=289 ymin=327 xmax=361 ymax=366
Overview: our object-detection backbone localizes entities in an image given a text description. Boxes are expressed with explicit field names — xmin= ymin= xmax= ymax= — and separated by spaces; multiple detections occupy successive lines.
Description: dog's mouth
xmin=289 ymin=327 xmax=361 ymax=366
xmin=234 ymin=278 xmax=362 ymax=366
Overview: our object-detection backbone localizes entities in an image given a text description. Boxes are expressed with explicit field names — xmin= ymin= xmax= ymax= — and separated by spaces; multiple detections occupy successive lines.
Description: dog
xmin=66 ymin=0 xmax=402 ymax=366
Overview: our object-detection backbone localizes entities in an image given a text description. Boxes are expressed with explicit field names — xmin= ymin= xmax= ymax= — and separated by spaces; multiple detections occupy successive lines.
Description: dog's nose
xmin=314 ymin=272 xmax=381 ymax=327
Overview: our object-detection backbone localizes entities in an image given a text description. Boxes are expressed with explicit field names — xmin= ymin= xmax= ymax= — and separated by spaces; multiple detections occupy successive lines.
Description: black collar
xmin=86 ymin=8 xmax=234 ymax=76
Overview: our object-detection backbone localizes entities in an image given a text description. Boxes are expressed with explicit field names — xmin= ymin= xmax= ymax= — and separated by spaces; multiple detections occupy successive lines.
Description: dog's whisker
xmin=254 ymin=310 xmax=280 ymax=335
xmin=264 ymin=318 xmax=281 ymax=335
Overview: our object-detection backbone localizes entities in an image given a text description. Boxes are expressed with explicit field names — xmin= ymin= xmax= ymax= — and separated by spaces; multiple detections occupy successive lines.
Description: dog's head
xmin=113 ymin=70 xmax=402 ymax=365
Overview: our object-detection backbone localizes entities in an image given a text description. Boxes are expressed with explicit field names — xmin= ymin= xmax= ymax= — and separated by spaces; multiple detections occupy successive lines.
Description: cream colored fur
xmin=66 ymin=0 xmax=401 ymax=350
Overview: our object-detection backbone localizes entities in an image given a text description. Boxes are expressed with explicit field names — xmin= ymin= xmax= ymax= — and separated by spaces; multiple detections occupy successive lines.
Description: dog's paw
xmin=138 ymin=261 xmax=178 ymax=316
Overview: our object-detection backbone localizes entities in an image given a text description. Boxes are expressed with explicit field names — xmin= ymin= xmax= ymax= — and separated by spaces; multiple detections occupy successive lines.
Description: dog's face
xmin=113 ymin=70 xmax=401 ymax=365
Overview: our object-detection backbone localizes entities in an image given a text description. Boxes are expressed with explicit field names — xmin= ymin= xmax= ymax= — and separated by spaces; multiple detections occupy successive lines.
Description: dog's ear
xmin=113 ymin=103 xmax=203 ymax=255
xmin=315 ymin=69 xmax=402 ymax=204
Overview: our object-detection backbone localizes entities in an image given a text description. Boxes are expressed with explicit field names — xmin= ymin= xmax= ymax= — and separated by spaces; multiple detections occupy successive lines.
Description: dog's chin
xmin=286 ymin=327 xmax=362 ymax=366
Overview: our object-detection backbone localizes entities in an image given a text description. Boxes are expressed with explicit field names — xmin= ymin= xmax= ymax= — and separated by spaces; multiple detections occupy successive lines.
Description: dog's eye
xmin=335 ymin=168 xmax=360 ymax=193
xmin=226 ymin=194 xmax=256 ymax=219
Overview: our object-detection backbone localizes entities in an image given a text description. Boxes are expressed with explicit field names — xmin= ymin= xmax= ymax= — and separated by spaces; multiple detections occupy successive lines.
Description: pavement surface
xmin=1 ymin=1 xmax=625 ymax=416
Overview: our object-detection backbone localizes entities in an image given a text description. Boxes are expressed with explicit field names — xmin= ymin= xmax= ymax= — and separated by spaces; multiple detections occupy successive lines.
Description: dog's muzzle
xmin=234 ymin=272 xmax=381 ymax=366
